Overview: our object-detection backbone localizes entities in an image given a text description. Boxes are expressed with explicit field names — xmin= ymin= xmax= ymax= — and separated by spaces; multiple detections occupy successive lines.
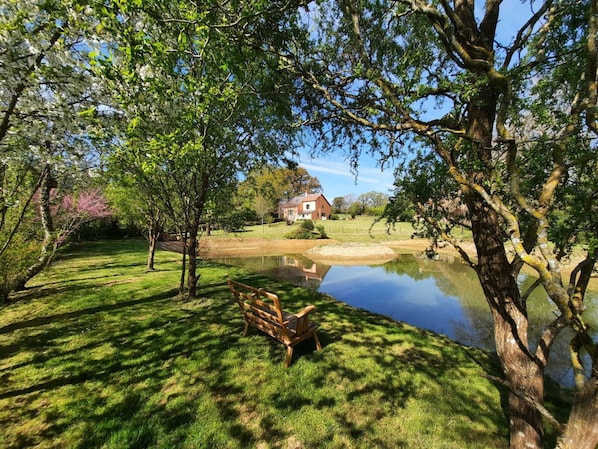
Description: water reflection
xmin=214 ymin=253 xmax=597 ymax=386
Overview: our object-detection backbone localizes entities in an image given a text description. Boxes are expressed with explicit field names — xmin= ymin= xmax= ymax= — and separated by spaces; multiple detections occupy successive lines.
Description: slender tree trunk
xmin=187 ymin=218 xmax=200 ymax=299
xmin=179 ymin=237 xmax=187 ymax=295
xmin=146 ymin=218 xmax=162 ymax=271
xmin=15 ymin=165 xmax=56 ymax=291
xmin=147 ymin=231 xmax=157 ymax=271
xmin=186 ymin=175 xmax=209 ymax=299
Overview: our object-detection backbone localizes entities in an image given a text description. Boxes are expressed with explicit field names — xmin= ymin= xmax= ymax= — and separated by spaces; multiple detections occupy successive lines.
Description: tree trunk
xmin=458 ymin=50 xmax=546 ymax=444
xmin=147 ymin=232 xmax=157 ymax=271
xmin=15 ymin=165 xmax=56 ymax=291
xmin=146 ymin=218 xmax=162 ymax=271
xmin=493 ymin=309 xmax=545 ymax=449
xmin=556 ymin=376 xmax=598 ymax=449
xmin=179 ymin=237 xmax=187 ymax=295
xmin=187 ymin=219 xmax=200 ymax=299
xmin=186 ymin=174 xmax=209 ymax=299
xmin=468 ymin=198 xmax=545 ymax=449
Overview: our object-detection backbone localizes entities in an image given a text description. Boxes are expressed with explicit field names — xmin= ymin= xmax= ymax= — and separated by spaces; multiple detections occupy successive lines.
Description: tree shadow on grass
xmin=0 ymin=289 xmax=179 ymax=336
xmin=0 ymin=281 xmax=249 ymax=446
xmin=1 ymin=256 xmax=511 ymax=449
xmin=214 ymin=273 xmax=508 ymax=447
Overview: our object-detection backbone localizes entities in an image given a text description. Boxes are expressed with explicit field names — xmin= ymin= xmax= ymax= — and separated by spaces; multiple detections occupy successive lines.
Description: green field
xmin=207 ymin=216 xmax=471 ymax=244
xmin=0 ymin=240 xmax=568 ymax=448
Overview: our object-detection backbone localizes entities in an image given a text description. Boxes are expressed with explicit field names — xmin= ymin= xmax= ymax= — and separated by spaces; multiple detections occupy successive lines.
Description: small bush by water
xmin=285 ymin=219 xmax=329 ymax=240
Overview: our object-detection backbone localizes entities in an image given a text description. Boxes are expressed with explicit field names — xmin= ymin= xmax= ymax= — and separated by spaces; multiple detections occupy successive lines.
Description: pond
xmin=212 ymin=252 xmax=598 ymax=387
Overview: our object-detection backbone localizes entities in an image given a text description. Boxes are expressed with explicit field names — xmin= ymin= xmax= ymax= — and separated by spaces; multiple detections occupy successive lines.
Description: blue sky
xmin=296 ymin=151 xmax=396 ymax=201
xmin=294 ymin=0 xmax=532 ymax=202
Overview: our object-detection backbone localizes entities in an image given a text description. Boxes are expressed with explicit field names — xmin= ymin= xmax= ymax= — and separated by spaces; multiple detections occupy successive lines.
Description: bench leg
xmin=285 ymin=346 xmax=294 ymax=367
xmin=313 ymin=331 xmax=322 ymax=351
xmin=242 ymin=322 xmax=250 ymax=337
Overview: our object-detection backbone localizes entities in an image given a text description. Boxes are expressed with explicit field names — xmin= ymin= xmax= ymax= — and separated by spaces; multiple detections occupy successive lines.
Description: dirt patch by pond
xmin=196 ymin=237 xmax=438 ymax=261
xmin=197 ymin=237 xmax=335 ymax=257
xmin=159 ymin=236 xmax=595 ymax=287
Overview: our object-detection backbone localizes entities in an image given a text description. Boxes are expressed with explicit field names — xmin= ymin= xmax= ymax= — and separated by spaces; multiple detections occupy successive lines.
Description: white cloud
xmin=301 ymin=159 xmax=395 ymax=194
xmin=300 ymin=161 xmax=354 ymax=178
xmin=290 ymin=149 xmax=396 ymax=197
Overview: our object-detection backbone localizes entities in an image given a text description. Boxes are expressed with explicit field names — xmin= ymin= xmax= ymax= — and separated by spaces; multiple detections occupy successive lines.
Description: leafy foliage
xmin=99 ymin=1 xmax=298 ymax=297
xmin=284 ymin=219 xmax=328 ymax=239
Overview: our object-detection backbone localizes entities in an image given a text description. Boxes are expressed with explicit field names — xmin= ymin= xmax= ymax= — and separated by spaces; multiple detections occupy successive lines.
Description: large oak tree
xmin=264 ymin=0 xmax=597 ymax=448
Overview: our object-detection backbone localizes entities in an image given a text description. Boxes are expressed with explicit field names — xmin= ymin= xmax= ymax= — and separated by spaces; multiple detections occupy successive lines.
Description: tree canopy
xmin=0 ymin=0 xmax=112 ymax=301
xmin=99 ymin=1 xmax=297 ymax=298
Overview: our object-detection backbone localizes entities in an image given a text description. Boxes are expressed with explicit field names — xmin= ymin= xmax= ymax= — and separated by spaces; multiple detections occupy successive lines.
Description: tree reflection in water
xmin=213 ymin=253 xmax=597 ymax=386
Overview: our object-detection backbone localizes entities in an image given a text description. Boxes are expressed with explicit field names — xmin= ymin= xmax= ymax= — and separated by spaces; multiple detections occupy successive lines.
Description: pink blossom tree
xmin=53 ymin=187 xmax=113 ymax=245
xmin=15 ymin=185 xmax=112 ymax=291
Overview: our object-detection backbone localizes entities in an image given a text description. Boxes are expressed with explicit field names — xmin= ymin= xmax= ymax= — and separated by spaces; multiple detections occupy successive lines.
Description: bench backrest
xmin=227 ymin=279 xmax=290 ymax=340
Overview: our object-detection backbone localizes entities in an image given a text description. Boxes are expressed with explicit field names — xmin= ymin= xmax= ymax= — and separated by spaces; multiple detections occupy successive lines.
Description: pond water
xmin=213 ymin=253 xmax=598 ymax=387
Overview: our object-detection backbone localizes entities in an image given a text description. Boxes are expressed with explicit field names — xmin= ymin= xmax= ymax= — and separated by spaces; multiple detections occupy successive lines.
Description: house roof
xmin=281 ymin=193 xmax=330 ymax=208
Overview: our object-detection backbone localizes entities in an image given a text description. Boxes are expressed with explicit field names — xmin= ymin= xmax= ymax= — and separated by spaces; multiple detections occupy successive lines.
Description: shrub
xmin=316 ymin=224 xmax=328 ymax=239
xmin=284 ymin=228 xmax=314 ymax=239
xmin=284 ymin=220 xmax=329 ymax=240
xmin=299 ymin=219 xmax=315 ymax=231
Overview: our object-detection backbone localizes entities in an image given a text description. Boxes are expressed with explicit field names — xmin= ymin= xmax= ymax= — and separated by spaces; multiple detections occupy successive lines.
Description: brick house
xmin=279 ymin=193 xmax=332 ymax=222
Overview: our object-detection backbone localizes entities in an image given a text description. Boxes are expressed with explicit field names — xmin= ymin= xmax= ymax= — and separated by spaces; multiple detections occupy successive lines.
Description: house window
xmin=305 ymin=204 xmax=310 ymax=210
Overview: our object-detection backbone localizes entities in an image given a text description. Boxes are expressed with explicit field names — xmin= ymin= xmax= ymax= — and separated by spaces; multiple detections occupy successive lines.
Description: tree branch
xmin=484 ymin=374 xmax=565 ymax=434
xmin=0 ymin=27 xmax=64 ymax=143
xmin=503 ymin=0 xmax=553 ymax=69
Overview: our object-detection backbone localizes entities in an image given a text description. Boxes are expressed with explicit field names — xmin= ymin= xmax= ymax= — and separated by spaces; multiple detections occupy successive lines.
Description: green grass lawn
xmin=1 ymin=239 xmax=509 ymax=448
xmin=207 ymin=216 xmax=456 ymax=243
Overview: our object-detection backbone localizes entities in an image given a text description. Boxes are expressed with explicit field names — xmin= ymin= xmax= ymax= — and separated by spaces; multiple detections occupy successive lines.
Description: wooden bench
xmin=227 ymin=279 xmax=322 ymax=367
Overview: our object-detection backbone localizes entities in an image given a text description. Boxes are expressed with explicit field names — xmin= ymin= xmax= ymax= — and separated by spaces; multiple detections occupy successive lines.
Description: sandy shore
xmin=187 ymin=236 xmax=596 ymax=288
xmin=196 ymin=236 xmax=458 ymax=258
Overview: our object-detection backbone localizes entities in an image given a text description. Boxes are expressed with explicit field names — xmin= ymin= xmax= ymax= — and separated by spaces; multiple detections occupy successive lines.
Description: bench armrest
xmin=284 ymin=305 xmax=316 ymax=335
xmin=293 ymin=304 xmax=316 ymax=320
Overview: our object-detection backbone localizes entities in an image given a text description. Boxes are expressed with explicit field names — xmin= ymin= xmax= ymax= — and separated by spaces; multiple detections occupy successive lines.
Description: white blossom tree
xmin=0 ymin=1 xmax=113 ymax=301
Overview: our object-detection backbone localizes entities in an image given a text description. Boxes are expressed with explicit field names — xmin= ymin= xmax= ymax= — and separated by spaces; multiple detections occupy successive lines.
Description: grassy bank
xmin=2 ymin=240 xmax=509 ymax=448
xmin=207 ymin=216 xmax=469 ymax=243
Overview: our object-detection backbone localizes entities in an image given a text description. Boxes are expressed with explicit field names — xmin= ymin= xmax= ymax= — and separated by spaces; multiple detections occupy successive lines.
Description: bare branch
xmin=503 ymin=0 xmax=554 ymax=69
xmin=536 ymin=314 xmax=568 ymax=368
